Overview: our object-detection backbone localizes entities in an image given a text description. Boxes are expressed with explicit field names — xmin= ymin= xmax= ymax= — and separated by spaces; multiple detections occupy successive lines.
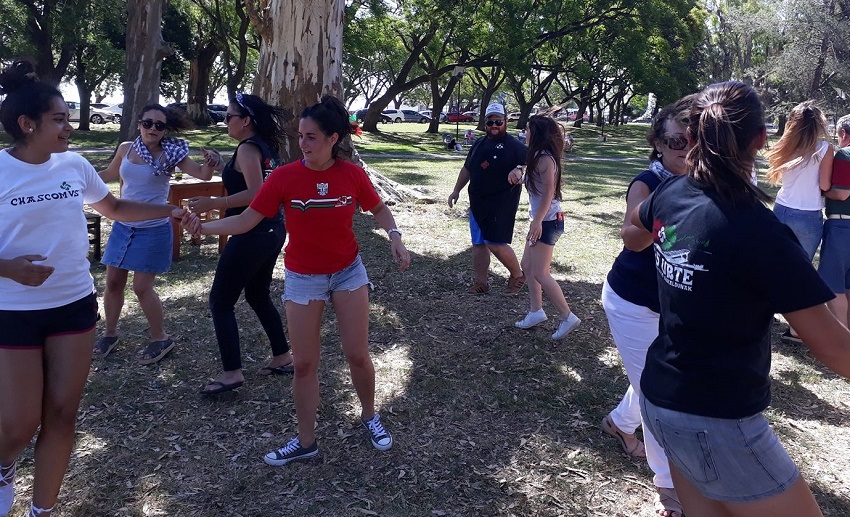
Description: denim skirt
xmin=102 ymin=221 xmax=172 ymax=273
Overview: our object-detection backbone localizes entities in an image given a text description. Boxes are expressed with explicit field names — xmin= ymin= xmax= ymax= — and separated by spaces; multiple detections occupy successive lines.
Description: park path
xmin=69 ymin=146 xmax=645 ymax=163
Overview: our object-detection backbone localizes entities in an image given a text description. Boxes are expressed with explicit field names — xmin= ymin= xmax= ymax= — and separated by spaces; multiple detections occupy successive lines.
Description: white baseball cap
xmin=485 ymin=103 xmax=505 ymax=118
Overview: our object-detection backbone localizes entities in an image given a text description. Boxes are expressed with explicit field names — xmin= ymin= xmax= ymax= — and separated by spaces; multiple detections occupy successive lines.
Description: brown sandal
xmin=601 ymin=414 xmax=646 ymax=458
xmin=468 ymin=282 xmax=490 ymax=294
xmin=504 ymin=274 xmax=526 ymax=295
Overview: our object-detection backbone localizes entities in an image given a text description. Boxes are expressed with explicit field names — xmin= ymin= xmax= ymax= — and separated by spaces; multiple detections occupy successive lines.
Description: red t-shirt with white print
xmin=251 ymin=158 xmax=381 ymax=274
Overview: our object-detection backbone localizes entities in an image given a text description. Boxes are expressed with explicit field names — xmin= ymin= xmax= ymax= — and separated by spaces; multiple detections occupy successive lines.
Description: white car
xmin=381 ymin=109 xmax=404 ymax=123
xmin=67 ymin=101 xmax=117 ymax=124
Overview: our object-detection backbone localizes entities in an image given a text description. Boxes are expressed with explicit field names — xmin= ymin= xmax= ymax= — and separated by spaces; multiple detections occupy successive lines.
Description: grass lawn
xmin=4 ymin=123 xmax=850 ymax=516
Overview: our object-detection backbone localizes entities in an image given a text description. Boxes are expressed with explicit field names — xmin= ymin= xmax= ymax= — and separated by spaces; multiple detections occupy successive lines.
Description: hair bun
xmin=0 ymin=60 xmax=39 ymax=95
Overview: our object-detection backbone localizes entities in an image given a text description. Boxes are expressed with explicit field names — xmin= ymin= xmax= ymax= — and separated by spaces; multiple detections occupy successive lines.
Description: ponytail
xmin=688 ymin=82 xmax=770 ymax=204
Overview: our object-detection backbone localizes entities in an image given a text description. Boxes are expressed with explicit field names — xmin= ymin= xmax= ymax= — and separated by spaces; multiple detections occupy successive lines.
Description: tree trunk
xmin=187 ymin=41 xmax=220 ymax=126
xmin=246 ymin=0 xmax=412 ymax=203
xmin=121 ymin=0 xmax=173 ymax=142
xmin=248 ymin=0 xmax=345 ymax=163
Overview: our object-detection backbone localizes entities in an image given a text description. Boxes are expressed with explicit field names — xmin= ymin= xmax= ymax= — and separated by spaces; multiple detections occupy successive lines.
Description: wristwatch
xmin=387 ymin=228 xmax=402 ymax=238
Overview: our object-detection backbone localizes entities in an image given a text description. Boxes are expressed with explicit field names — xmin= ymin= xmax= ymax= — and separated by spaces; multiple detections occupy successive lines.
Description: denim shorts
xmin=102 ymin=221 xmax=172 ymax=273
xmin=0 ymin=292 xmax=98 ymax=349
xmin=641 ymin=396 xmax=799 ymax=502
xmin=469 ymin=211 xmax=508 ymax=246
xmin=818 ymin=218 xmax=850 ymax=292
xmin=773 ymin=203 xmax=823 ymax=261
xmin=538 ymin=218 xmax=565 ymax=246
xmin=283 ymin=255 xmax=370 ymax=305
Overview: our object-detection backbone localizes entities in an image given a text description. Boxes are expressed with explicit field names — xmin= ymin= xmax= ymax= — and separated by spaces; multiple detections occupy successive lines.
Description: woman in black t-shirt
xmin=187 ymin=94 xmax=293 ymax=395
xmin=625 ymin=81 xmax=850 ymax=515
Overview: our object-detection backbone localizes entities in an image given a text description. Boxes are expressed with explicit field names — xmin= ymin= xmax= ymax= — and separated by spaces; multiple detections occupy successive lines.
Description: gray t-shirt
xmin=526 ymin=152 xmax=562 ymax=221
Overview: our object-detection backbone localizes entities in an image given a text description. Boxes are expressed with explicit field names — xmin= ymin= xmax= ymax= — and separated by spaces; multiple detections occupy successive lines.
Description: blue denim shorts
xmin=818 ymin=218 xmax=850 ymax=292
xmin=641 ymin=396 xmax=799 ymax=502
xmin=283 ymin=255 xmax=370 ymax=305
xmin=538 ymin=218 xmax=565 ymax=246
xmin=773 ymin=203 xmax=823 ymax=261
xmin=102 ymin=221 xmax=172 ymax=273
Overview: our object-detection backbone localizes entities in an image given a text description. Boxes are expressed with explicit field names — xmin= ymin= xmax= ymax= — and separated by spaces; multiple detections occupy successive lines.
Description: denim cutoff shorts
xmin=640 ymin=396 xmax=799 ymax=502
xmin=538 ymin=218 xmax=565 ymax=246
xmin=283 ymin=255 xmax=370 ymax=305
xmin=102 ymin=221 xmax=172 ymax=273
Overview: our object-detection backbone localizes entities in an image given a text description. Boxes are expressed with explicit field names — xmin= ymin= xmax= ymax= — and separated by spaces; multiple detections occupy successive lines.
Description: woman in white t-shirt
xmin=767 ymin=101 xmax=833 ymax=259
xmin=766 ymin=101 xmax=834 ymax=343
xmin=0 ymin=61 xmax=185 ymax=517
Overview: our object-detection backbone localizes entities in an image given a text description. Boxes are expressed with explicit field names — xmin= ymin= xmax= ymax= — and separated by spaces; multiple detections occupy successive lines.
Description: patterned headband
xmin=235 ymin=92 xmax=256 ymax=118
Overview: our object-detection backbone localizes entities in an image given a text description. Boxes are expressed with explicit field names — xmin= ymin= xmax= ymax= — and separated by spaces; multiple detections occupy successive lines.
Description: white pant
xmin=601 ymin=280 xmax=673 ymax=488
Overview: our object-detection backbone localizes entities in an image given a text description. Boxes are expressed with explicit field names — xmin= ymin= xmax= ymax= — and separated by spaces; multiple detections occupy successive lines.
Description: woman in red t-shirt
xmin=184 ymin=95 xmax=410 ymax=466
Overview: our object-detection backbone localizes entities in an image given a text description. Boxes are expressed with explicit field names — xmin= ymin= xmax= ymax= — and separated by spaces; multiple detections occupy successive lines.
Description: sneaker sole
xmin=263 ymin=448 xmax=319 ymax=466
xmin=370 ymin=438 xmax=393 ymax=451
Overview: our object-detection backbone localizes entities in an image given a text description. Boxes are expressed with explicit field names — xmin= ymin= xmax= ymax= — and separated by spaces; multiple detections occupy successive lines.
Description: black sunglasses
xmin=486 ymin=119 xmax=504 ymax=127
xmin=661 ymin=133 xmax=688 ymax=150
xmin=225 ymin=113 xmax=243 ymax=123
xmin=140 ymin=119 xmax=167 ymax=131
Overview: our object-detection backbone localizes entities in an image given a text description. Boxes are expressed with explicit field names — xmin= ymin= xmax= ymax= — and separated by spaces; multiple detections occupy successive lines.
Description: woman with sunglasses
xmin=766 ymin=101 xmax=834 ymax=343
xmin=184 ymin=95 xmax=410 ymax=464
xmin=95 ymin=105 xmax=213 ymax=364
xmin=625 ymin=80 xmax=850 ymax=516
xmin=187 ymin=93 xmax=294 ymax=395
xmin=0 ymin=61 xmax=187 ymax=517
xmin=598 ymin=97 xmax=695 ymax=517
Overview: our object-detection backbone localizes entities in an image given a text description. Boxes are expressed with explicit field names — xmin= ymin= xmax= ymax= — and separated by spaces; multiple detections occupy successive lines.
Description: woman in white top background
xmin=766 ymin=101 xmax=834 ymax=342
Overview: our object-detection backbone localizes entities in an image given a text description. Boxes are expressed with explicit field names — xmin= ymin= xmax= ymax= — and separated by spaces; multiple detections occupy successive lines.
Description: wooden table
xmin=168 ymin=177 xmax=227 ymax=261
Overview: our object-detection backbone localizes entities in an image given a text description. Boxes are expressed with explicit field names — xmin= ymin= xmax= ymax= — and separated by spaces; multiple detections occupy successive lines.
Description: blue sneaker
xmin=362 ymin=414 xmax=393 ymax=451
xmin=263 ymin=437 xmax=318 ymax=466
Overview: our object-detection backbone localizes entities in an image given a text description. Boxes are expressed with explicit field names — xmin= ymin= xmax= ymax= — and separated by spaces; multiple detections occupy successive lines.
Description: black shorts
xmin=0 ymin=292 xmax=98 ymax=349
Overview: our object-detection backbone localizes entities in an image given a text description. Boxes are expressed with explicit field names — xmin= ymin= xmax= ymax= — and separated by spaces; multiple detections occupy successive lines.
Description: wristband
xmin=387 ymin=228 xmax=402 ymax=238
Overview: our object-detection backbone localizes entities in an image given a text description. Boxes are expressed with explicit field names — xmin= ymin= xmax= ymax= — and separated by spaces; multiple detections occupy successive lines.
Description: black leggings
xmin=209 ymin=224 xmax=288 ymax=371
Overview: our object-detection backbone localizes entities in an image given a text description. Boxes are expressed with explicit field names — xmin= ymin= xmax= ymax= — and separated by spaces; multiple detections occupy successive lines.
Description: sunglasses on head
xmin=661 ymin=133 xmax=688 ymax=150
xmin=225 ymin=113 xmax=243 ymax=123
xmin=486 ymin=119 xmax=504 ymax=127
xmin=140 ymin=119 xmax=167 ymax=131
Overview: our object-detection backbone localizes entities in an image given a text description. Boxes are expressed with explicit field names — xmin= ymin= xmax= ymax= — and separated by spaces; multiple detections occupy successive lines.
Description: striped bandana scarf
xmin=131 ymin=136 xmax=189 ymax=177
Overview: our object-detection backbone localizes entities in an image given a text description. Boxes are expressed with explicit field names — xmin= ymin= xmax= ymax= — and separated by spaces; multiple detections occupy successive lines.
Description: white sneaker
xmin=515 ymin=309 xmax=548 ymax=329
xmin=0 ymin=461 xmax=16 ymax=517
xmin=552 ymin=312 xmax=581 ymax=340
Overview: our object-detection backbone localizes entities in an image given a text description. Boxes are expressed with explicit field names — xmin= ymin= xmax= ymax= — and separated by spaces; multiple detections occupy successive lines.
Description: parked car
xmin=507 ymin=112 xmax=521 ymax=122
xmin=104 ymin=103 xmax=123 ymax=123
xmin=401 ymin=109 xmax=430 ymax=123
xmin=382 ymin=109 xmax=405 ymax=123
xmin=462 ymin=110 xmax=479 ymax=119
xmin=208 ymin=103 xmax=229 ymax=123
xmin=90 ymin=102 xmax=111 ymax=110
xmin=66 ymin=101 xmax=117 ymax=124
xmin=167 ymin=102 xmax=226 ymax=123
xmin=89 ymin=107 xmax=116 ymax=124
xmin=445 ymin=112 xmax=474 ymax=123
xmin=354 ymin=109 xmax=391 ymax=123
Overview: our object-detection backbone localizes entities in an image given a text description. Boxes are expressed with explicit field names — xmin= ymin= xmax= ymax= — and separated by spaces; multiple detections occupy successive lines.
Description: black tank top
xmin=221 ymin=135 xmax=283 ymax=226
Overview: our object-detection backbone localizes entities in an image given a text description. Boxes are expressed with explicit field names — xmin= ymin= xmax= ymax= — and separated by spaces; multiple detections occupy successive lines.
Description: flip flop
xmin=137 ymin=338 xmax=175 ymax=365
xmin=601 ymin=414 xmax=646 ymax=458
xmin=257 ymin=362 xmax=295 ymax=376
xmin=200 ymin=380 xmax=244 ymax=395
xmin=93 ymin=336 xmax=119 ymax=359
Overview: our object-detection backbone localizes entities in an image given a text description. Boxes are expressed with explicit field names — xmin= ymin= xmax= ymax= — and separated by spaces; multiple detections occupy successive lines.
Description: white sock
xmin=30 ymin=503 xmax=53 ymax=516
